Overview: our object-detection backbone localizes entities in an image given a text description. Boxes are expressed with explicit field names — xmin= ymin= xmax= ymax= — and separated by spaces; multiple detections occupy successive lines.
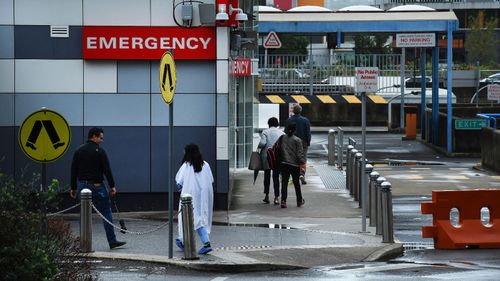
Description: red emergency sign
xmin=230 ymin=59 xmax=251 ymax=76
xmin=82 ymin=26 xmax=216 ymax=60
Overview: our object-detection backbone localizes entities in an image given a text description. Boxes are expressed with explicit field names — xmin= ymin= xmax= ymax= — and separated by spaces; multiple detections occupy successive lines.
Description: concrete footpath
xmin=67 ymin=162 xmax=403 ymax=272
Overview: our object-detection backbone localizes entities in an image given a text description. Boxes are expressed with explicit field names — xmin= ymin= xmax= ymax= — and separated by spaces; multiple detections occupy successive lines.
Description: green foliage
xmin=0 ymin=172 xmax=95 ymax=281
xmin=268 ymin=35 xmax=309 ymax=55
xmin=353 ymin=34 xmax=392 ymax=55
xmin=464 ymin=10 xmax=499 ymax=66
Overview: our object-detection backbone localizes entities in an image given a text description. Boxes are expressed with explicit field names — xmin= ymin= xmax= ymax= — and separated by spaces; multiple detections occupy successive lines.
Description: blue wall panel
xmin=117 ymin=61 xmax=150 ymax=94
xmin=174 ymin=94 xmax=215 ymax=126
xmin=150 ymin=61 xmax=215 ymax=94
xmin=91 ymin=126 xmax=151 ymax=192
xmin=14 ymin=26 xmax=82 ymax=59
xmin=216 ymin=160 xmax=229 ymax=193
xmin=0 ymin=26 xmax=14 ymax=58
xmin=0 ymin=93 xmax=14 ymax=126
xmin=0 ymin=127 xmax=16 ymax=176
xmin=217 ymin=94 xmax=228 ymax=126
xmin=151 ymin=126 xmax=216 ymax=192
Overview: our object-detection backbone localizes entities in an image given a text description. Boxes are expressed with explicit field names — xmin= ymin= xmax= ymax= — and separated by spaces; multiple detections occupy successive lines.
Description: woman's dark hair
xmin=182 ymin=144 xmax=204 ymax=172
xmin=267 ymin=117 xmax=279 ymax=127
xmin=285 ymin=122 xmax=296 ymax=137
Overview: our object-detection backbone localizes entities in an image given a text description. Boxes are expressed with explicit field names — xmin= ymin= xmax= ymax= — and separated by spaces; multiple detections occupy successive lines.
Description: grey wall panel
xmin=14 ymin=126 xmax=84 ymax=190
xmin=84 ymin=0 xmax=150 ymax=26
xmin=0 ymin=93 xmax=14 ymax=126
xmin=151 ymin=94 xmax=169 ymax=126
xmin=83 ymin=94 xmax=150 ymax=126
xmin=15 ymin=0 xmax=82 ymax=25
xmin=174 ymin=94 xmax=215 ymax=126
xmin=0 ymin=26 xmax=14 ymax=58
xmin=151 ymin=126 xmax=216 ymax=192
xmin=0 ymin=0 xmax=13 ymax=25
xmin=84 ymin=60 xmax=117 ymax=93
xmin=151 ymin=94 xmax=216 ymax=126
xmin=217 ymin=94 xmax=228 ymax=126
xmin=118 ymin=61 xmax=150 ymax=93
xmin=0 ymin=127 xmax=15 ymax=176
xmin=94 ymin=126 xmax=151 ymax=192
xmin=15 ymin=60 xmax=83 ymax=93
xmin=15 ymin=94 xmax=83 ymax=126
xmin=0 ymin=59 xmax=14 ymax=92
xmin=150 ymin=61 xmax=216 ymax=94
xmin=216 ymin=160 xmax=229 ymax=193
xmin=15 ymin=26 xmax=82 ymax=59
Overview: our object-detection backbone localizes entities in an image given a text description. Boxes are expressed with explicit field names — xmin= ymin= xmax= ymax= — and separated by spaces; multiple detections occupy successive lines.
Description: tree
xmin=267 ymin=35 xmax=309 ymax=55
xmin=353 ymin=34 xmax=392 ymax=54
xmin=464 ymin=10 xmax=499 ymax=66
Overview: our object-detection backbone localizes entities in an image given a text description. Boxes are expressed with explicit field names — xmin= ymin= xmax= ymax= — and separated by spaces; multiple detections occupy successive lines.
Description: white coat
xmin=176 ymin=161 xmax=214 ymax=236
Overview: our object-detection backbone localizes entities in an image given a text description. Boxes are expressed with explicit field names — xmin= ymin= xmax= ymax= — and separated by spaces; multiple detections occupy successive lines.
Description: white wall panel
xmin=216 ymin=127 xmax=228 ymax=160
xmin=15 ymin=94 xmax=83 ymax=126
xmin=15 ymin=0 xmax=82 ymax=25
xmin=151 ymin=0 xmax=215 ymax=26
xmin=0 ymin=60 xmax=14 ymax=93
xmin=216 ymin=60 xmax=228 ymax=94
xmin=15 ymin=60 xmax=83 ymax=93
xmin=84 ymin=0 xmax=150 ymax=26
xmin=216 ymin=27 xmax=229 ymax=60
xmin=0 ymin=0 xmax=13 ymax=25
xmin=84 ymin=94 xmax=150 ymax=126
xmin=84 ymin=60 xmax=117 ymax=93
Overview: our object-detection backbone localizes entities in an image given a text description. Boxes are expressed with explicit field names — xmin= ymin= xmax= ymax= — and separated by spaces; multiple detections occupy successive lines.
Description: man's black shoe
xmin=109 ymin=241 xmax=126 ymax=249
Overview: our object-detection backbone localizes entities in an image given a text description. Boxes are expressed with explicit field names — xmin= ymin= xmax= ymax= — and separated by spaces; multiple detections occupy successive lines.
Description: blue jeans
xmin=77 ymin=181 xmax=117 ymax=245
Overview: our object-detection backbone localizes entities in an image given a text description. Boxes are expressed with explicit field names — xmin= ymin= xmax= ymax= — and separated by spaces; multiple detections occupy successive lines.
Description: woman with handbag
xmin=258 ymin=117 xmax=284 ymax=204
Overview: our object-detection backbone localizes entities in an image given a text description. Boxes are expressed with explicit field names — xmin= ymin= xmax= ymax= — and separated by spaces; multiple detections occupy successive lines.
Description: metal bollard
xmin=328 ymin=129 xmax=336 ymax=166
xmin=181 ymin=194 xmax=198 ymax=260
xmin=363 ymin=164 xmax=373 ymax=215
xmin=349 ymin=148 xmax=358 ymax=195
xmin=80 ymin=188 xmax=92 ymax=253
xmin=354 ymin=152 xmax=362 ymax=202
xmin=337 ymin=127 xmax=344 ymax=169
xmin=381 ymin=181 xmax=394 ymax=243
xmin=369 ymin=171 xmax=380 ymax=227
xmin=346 ymin=145 xmax=354 ymax=191
xmin=375 ymin=176 xmax=386 ymax=235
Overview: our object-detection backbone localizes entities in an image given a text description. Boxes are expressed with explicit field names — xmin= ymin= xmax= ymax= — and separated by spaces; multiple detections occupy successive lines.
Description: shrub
xmin=0 ymin=172 xmax=96 ymax=281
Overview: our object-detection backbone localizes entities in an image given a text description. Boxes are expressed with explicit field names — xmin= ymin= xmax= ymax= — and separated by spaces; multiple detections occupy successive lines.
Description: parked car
xmin=479 ymin=73 xmax=500 ymax=88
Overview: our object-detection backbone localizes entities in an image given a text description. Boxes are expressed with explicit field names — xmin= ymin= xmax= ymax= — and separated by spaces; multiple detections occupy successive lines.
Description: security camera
xmin=216 ymin=4 xmax=229 ymax=24
xmin=235 ymin=12 xmax=248 ymax=24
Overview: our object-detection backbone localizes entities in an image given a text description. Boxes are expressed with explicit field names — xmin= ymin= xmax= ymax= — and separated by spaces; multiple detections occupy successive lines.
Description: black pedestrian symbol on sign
xmin=161 ymin=64 xmax=174 ymax=93
xmin=25 ymin=120 xmax=65 ymax=150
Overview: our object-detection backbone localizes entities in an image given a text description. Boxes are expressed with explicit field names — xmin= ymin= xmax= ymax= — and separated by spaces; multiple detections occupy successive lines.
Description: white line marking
xmin=211 ymin=277 xmax=229 ymax=281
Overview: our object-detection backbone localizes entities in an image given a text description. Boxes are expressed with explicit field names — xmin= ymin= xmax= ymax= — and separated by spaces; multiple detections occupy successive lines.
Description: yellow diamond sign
xmin=18 ymin=108 xmax=71 ymax=163
xmin=159 ymin=51 xmax=176 ymax=104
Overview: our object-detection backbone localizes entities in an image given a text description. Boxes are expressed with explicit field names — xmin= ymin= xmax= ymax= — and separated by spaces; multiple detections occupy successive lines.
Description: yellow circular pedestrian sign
xmin=18 ymin=108 xmax=71 ymax=163
xmin=159 ymin=51 xmax=176 ymax=104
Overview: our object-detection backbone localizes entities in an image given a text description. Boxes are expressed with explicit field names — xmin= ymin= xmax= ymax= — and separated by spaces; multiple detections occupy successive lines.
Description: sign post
xmin=160 ymin=51 xmax=176 ymax=258
xmin=19 ymin=107 xmax=71 ymax=232
xmin=355 ymin=67 xmax=378 ymax=233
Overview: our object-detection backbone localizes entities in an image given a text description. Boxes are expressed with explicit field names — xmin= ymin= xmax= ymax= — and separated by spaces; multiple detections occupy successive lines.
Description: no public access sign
xmin=355 ymin=67 xmax=379 ymax=93
xmin=18 ymin=108 xmax=71 ymax=163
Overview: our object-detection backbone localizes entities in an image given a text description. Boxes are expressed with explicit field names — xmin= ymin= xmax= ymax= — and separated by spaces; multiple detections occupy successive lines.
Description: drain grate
xmin=315 ymin=165 xmax=346 ymax=190
xmin=215 ymin=245 xmax=273 ymax=251
xmin=403 ymin=241 xmax=434 ymax=251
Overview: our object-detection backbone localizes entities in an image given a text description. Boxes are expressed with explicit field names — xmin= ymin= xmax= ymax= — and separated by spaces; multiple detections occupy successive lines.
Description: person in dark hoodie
xmin=279 ymin=122 xmax=306 ymax=209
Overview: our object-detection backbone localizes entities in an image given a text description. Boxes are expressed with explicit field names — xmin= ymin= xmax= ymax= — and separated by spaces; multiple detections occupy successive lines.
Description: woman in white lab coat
xmin=175 ymin=144 xmax=214 ymax=255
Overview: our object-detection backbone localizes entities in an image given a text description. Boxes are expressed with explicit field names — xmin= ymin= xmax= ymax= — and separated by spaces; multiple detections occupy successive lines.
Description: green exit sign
xmin=455 ymin=119 xmax=487 ymax=130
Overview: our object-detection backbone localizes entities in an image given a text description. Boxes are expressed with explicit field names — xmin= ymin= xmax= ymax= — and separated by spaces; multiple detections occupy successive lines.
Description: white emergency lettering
xmin=89 ymin=36 xmax=212 ymax=50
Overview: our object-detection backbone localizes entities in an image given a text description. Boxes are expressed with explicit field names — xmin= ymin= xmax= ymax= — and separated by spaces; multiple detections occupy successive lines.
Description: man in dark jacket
xmin=285 ymin=104 xmax=311 ymax=184
xmin=70 ymin=127 xmax=126 ymax=249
